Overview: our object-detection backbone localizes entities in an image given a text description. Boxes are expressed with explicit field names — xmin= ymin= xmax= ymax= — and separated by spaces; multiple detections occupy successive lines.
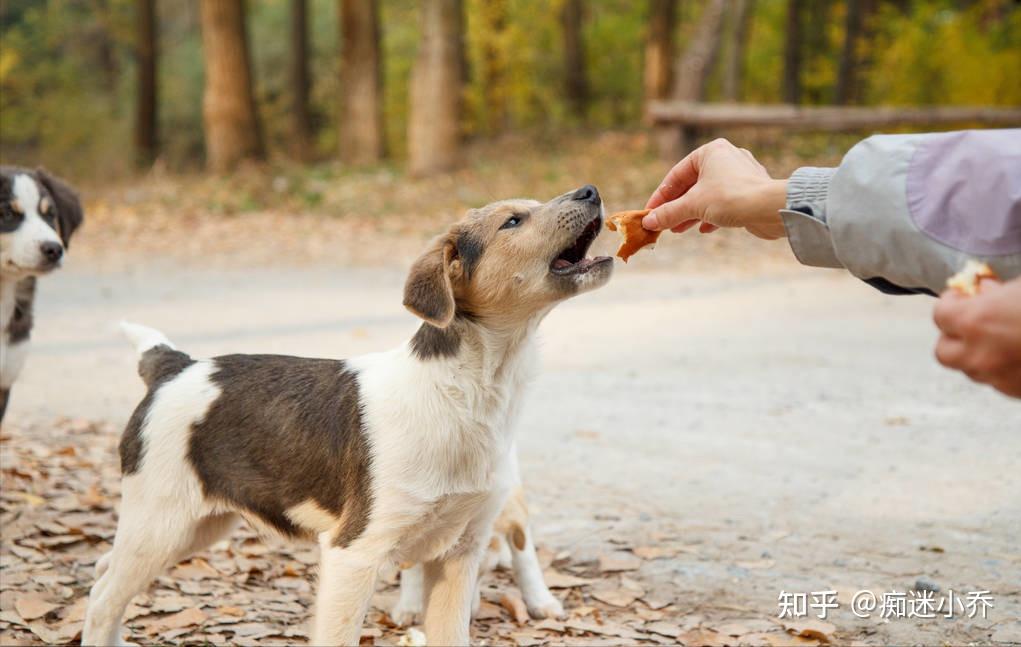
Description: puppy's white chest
xmin=394 ymin=491 xmax=492 ymax=564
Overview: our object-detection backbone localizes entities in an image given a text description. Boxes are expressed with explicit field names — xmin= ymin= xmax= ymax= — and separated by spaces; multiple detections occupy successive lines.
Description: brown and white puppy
xmin=0 ymin=167 xmax=84 ymax=423
xmin=83 ymin=186 xmax=611 ymax=646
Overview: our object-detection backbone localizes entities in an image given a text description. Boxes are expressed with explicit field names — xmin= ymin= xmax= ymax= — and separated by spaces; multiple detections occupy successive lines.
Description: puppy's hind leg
xmin=82 ymin=482 xmax=208 ymax=646
xmin=509 ymin=522 xmax=565 ymax=619
xmin=392 ymin=563 xmax=424 ymax=627
xmin=499 ymin=476 xmax=564 ymax=619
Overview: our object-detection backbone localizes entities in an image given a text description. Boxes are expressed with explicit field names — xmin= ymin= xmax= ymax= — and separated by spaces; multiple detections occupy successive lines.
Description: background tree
xmin=836 ymin=0 xmax=865 ymax=105
xmin=408 ymin=0 xmax=464 ymax=176
xmin=199 ymin=0 xmax=264 ymax=172
xmin=657 ymin=0 xmax=726 ymax=157
xmin=643 ymin=0 xmax=676 ymax=117
xmin=671 ymin=0 xmax=726 ymax=102
xmin=478 ymin=0 xmax=509 ymax=134
xmin=782 ymin=0 xmax=803 ymax=104
xmin=289 ymin=0 xmax=312 ymax=160
xmin=722 ymin=0 xmax=753 ymax=102
xmin=339 ymin=0 xmax=384 ymax=164
xmin=560 ymin=0 xmax=590 ymax=120
xmin=135 ymin=0 xmax=158 ymax=167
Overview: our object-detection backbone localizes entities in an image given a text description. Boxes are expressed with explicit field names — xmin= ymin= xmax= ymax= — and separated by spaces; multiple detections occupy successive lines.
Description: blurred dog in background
xmin=0 ymin=167 xmax=84 ymax=424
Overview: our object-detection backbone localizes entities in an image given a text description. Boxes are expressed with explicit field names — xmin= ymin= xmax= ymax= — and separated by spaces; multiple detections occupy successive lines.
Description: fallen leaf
xmin=635 ymin=606 xmax=663 ymax=621
xmin=644 ymin=621 xmax=682 ymax=638
xmin=752 ymin=631 xmax=821 ymax=646
xmin=589 ymin=579 xmax=644 ymax=607
xmin=597 ymin=551 xmax=641 ymax=573
xmin=564 ymin=619 xmax=645 ymax=640
xmin=8 ymin=491 xmax=46 ymax=506
xmin=15 ymin=593 xmax=59 ymax=621
xmin=632 ymin=546 xmax=677 ymax=560
xmin=512 ymin=632 xmax=542 ymax=647
xmin=543 ymin=570 xmax=593 ymax=589
xmin=474 ymin=601 xmax=504 ymax=620
xmin=171 ymin=557 xmax=220 ymax=580
xmin=63 ymin=597 xmax=89 ymax=623
xmin=781 ymin=619 xmax=836 ymax=643
xmin=500 ymin=591 xmax=529 ymax=624
xmin=142 ymin=606 xmax=207 ymax=634
xmin=221 ymin=622 xmax=277 ymax=639
xmin=79 ymin=484 xmax=107 ymax=509
xmin=677 ymin=628 xmax=728 ymax=647
xmin=26 ymin=621 xmax=61 ymax=644
xmin=150 ymin=594 xmax=193 ymax=614
xmin=640 ymin=589 xmax=674 ymax=610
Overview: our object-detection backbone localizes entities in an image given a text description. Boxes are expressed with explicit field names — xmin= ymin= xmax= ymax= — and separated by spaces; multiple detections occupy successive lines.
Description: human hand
xmin=933 ymin=276 xmax=1021 ymax=398
xmin=643 ymin=138 xmax=788 ymax=240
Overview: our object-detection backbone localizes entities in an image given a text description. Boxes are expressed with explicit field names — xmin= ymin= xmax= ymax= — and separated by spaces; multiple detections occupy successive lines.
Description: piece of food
xmin=946 ymin=260 xmax=999 ymax=295
xmin=606 ymin=209 xmax=661 ymax=262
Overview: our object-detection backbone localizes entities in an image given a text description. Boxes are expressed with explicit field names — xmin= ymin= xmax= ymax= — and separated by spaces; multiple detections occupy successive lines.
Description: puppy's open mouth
xmin=550 ymin=216 xmax=612 ymax=276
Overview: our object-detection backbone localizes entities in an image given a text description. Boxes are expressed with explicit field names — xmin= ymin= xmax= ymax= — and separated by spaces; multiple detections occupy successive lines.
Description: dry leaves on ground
xmin=2 ymin=417 xmax=851 ymax=646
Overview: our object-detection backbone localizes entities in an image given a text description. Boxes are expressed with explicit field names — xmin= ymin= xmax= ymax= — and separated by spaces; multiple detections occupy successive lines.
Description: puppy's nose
xmin=571 ymin=184 xmax=601 ymax=205
xmin=40 ymin=241 xmax=63 ymax=263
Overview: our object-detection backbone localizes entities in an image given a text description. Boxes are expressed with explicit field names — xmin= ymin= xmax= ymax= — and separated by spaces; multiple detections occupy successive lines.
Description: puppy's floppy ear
xmin=35 ymin=167 xmax=83 ymax=248
xmin=403 ymin=233 xmax=460 ymax=328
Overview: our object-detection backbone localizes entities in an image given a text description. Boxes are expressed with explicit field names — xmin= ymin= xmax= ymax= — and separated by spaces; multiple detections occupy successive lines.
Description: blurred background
xmin=2 ymin=0 xmax=1019 ymax=177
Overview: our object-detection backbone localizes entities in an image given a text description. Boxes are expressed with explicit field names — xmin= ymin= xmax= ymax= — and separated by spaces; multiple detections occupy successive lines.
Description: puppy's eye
xmin=500 ymin=214 xmax=526 ymax=230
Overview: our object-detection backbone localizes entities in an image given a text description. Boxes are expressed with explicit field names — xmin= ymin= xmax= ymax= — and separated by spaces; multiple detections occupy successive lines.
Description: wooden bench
xmin=648 ymin=101 xmax=1021 ymax=158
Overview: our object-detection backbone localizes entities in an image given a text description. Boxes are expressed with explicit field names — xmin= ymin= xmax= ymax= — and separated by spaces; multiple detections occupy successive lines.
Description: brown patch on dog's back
xmin=187 ymin=355 xmax=373 ymax=547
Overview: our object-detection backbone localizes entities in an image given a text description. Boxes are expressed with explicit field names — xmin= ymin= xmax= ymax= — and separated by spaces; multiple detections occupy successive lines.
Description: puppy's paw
xmin=525 ymin=592 xmax=565 ymax=619
xmin=390 ymin=600 xmax=422 ymax=627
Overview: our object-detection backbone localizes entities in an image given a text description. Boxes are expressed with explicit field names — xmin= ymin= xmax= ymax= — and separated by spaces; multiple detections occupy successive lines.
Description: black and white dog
xmin=0 ymin=167 xmax=84 ymax=423
xmin=83 ymin=186 xmax=610 ymax=646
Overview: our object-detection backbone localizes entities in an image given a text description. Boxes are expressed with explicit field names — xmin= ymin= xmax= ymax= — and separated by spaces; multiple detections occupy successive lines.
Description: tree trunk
xmin=722 ymin=0 xmax=752 ymax=102
xmin=835 ymin=0 xmax=863 ymax=105
xmin=135 ymin=0 xmax=158 ymax=167
xmin=782 ymin=0 xmax=802 ymax=104
xmin=671 ymin=0 xmax=726 ymax=101
xmin=560 ymin=0 xmax=589 ymax=120
xmin=643 ymin=0 xmax=676 ymax=115
xmin=289 ymin=0 xmax=313 ymax=160
xmin=480 ymin=0 xmax=508 ymax=133
xmin=200 ymin=0 xmax=264 ymax=172
xmin=408 ymin=0 xmax=463 ymax=176
xmin=339 ymin=0 xmax=384 ymax=164
xmin=658 ymin=0 xmax=726 ymax=158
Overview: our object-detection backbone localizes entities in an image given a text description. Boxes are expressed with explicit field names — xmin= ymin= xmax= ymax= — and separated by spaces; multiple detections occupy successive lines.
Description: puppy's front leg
xmin=313 ymin=537 xmax=382 ymax=646
xmin=422 ymin=544 xmax=484 ymax=646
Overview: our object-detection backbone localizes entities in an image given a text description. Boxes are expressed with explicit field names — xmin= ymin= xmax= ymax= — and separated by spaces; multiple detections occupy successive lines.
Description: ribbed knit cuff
xmin=786 ymin=166 xmax=836 ymax=223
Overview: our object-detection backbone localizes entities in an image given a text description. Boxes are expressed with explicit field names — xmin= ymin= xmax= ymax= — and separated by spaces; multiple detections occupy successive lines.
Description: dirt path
xmin=2 ymin=258 xmax=1019 ymax=645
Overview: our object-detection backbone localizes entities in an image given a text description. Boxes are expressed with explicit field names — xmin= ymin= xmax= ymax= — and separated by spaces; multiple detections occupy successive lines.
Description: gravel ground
xmin=2 ymin=240 xmax=1019 ymax=645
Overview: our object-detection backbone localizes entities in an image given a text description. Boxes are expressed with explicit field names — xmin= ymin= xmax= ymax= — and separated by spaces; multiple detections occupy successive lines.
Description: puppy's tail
xmin=119 ymin=321 xmax=175 ymax=354
xmin=119 ymin=321 xmax=191 ymax=388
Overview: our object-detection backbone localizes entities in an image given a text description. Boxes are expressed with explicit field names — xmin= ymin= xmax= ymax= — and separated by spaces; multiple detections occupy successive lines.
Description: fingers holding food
xmin=946 ymin=260 xmax=999 ymax=296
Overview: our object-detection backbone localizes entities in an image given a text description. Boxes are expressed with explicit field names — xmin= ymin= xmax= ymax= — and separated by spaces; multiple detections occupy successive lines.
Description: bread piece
xmin=946 ymin=260 xmax=999 ymax=296
xmin=606 ymin=209 xmax=661 ymax=262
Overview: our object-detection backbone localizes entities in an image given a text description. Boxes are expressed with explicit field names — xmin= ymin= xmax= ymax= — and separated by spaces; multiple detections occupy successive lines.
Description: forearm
xmin=780 ymin=130 xmax=1021 ymax=294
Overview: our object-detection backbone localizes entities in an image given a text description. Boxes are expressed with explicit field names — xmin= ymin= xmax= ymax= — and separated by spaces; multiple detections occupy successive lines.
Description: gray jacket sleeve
xmin=780 ymin=129 xmax=1021 ymax=294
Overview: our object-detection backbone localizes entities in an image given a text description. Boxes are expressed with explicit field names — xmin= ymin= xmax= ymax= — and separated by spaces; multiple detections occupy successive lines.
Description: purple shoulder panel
xmin=906 ymin=129 xmax=1021 ymax=255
